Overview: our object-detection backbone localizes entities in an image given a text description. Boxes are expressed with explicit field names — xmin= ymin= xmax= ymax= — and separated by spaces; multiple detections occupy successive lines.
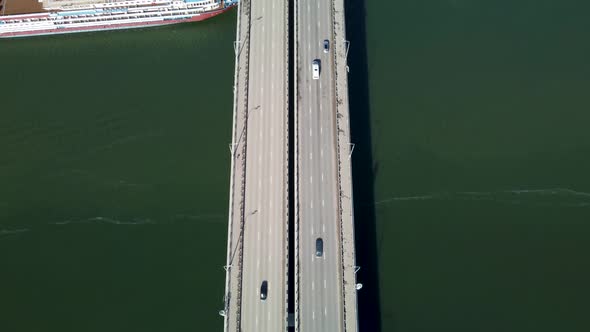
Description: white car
xmin=312 ymin=60 xmax=320 ymax=80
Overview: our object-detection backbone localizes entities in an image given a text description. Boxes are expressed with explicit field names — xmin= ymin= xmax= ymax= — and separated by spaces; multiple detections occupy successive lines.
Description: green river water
xmin=1 ymin=1 xmax=590 ymax=331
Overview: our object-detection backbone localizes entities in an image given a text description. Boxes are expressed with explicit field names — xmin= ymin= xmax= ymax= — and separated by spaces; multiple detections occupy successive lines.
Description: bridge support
xmin=348 ymin=143 xmax=355 ymax=160
xmin=233 ymin=40 xmax=240 ymax=55
xmin=344 ymin=40 xmax=350 ymax=72
xmin=229 ymin=143 xmax=238 ymax=155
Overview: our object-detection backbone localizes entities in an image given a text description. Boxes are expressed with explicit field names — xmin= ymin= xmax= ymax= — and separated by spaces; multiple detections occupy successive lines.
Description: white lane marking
xmin=262 ymin=65 xmax=264 ymax=73
xmin=270 ymin=224 xmax=272 ymax=234
xmin=323 ymin=224 xmax=325 ymax=232
xmin=310 ymin=128 xmax=312 ymax=137
xmin=321 ymin=172 xmax=324 ymax=182
xmin=310 ymin=152 xmax=313 ymax=160
xmin=322 ymin=199 xmax=325 ymax=207
xmin=312 ymin=281 xmax=315 ymax=290
xmin=270 ymin=127 xmax=274 ymax=137
xmin=321 ymin=148 xmax=324 ymax=157
xmin=270 ymin=175 xmax=273 ymax=184
xmin=310 ymin=200 xmax=313 ymax=209
xmin=307 ymin=3 xmax=310 ymax=12
xmin=311 ymin=225 xmax=314 ymax=234
xmin=258 ymin=179 xmax=262 ymax=190
xmin=310 ymin=176 xmax=313 ymax=184
xmin=324 ymin=279 xmax=327 ymax=289
xmin=320 ymin=126 xmax=323 ymax=135
xmin=320 ymin=101 xmax=323 ymax=112
xmin=270 ymin=199 xmax=273 ymax=208
xmin=258 ymin=231 xmax=260 ymax=241
xmin=325 ymin=307 xmax=327 ymax=316
xmin=259 ymin=154 xmax=262 ymax=163
xmin=313 ymin=311 xmax=315 ymax=320
xmin=309 ymin=85 xmax=311 ymax=94
xmin=320 ymin=80 xmax=322 ymax=90
xmin=257 ymin=258 xmax=260 ymax=268
xmin=309 ymin=106 xmax=312 ymax=114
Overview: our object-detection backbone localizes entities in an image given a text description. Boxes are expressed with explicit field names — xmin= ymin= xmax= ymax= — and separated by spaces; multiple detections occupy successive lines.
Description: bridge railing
xmin=293 ymin=0 xmax=301 ymax=329
xmin=223 ymin=0 xmax=252 ymax=330
xmin=330 ymin=0 xmax=359 ymax=329
xmin=283 ymin=0 xmax=291 ymax=329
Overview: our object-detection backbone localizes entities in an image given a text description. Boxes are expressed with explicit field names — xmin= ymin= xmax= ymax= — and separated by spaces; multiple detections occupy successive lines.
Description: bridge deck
xmin=224 ymin=0 xmax=357 ymax=330
xmin=294 ymin=0 xmax=358 ymax=329
xmin=223 ymin=0 xmax=290 ymax=331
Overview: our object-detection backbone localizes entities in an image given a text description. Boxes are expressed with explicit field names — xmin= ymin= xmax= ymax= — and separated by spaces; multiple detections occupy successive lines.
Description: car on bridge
xmin=260 ymin=280 xmax=268 ymax=301
xmin=316 ymin=238 xmax=324 ymax=257
xmin=312 ymin=59 xmax=320 ymax=80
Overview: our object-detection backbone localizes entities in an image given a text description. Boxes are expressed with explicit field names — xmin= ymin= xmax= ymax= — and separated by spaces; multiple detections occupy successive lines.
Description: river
xmin=1 ymin=1 xmax=589 ymax=331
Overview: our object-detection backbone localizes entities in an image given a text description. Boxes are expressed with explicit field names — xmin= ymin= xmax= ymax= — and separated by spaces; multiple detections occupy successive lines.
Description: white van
xmin=312 ymin=60 xmax=320 ymax=80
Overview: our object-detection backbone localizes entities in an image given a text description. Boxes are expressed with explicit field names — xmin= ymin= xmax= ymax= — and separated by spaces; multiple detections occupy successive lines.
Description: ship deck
xmin=1 ymin=0 xmax=44 ymax=15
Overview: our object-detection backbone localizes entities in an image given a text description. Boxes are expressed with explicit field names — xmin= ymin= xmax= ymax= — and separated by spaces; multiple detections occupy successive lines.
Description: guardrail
xmin=330 ymin=0 xmax=359 ymax=329
xmin=293 ymin=0 xmax=301 ymax=328
xmin=283 ymin=0 xmax=291 ymax=329
xmin=223 ymin=0 xmax=252 ymax=330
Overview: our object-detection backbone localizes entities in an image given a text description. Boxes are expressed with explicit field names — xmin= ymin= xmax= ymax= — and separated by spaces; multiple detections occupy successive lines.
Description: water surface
xmin=0 ymin=13 xmax=236 ymax=332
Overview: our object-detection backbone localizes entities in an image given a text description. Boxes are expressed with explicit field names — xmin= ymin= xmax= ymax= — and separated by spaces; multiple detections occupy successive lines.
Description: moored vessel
xmin=0 ymin=0 xmax=237 ymax=38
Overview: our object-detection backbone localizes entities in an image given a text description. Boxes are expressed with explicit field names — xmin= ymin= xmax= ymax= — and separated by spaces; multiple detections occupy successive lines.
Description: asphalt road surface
xmin=239 ymin=0 xmax=289 ymax=331
xmin=296 ymin=0 xmax=345 ymax=330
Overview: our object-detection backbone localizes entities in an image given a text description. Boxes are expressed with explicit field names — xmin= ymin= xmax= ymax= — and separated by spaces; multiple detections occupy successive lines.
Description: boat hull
xmin=0 ymin=5 xmax=234 ymax=38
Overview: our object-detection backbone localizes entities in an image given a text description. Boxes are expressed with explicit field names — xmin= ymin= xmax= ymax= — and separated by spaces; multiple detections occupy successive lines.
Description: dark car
xmin=260 ymin=280 xmax=268 ymax=301
xmin=316 ymin=238 xmax=324 ymax=257
xmin=323 ymin=39 xmax=330 ymax=53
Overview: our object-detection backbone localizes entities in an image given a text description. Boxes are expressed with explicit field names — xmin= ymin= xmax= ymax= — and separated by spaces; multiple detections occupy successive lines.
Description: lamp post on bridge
xmin=344 ymin=39 xmax=350 ymax=72
xmin=220 ymin=208 xmax=258 ymax=318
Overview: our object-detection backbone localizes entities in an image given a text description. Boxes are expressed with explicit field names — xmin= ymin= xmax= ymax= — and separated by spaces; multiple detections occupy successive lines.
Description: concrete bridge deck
xmin=222 ymin=0 xmax=289 ymax=330
xmin=223 ymin=0 xmax=357 ymax=330
xmin=294 ymin=0 xmax=358 ymax=329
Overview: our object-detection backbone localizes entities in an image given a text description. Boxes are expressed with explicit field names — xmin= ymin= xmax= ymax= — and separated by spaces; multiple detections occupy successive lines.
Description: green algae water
xmin=349 ymin=0 xmax=590 ymax=331
xmin=0 ymin=12 xmax=236 ymax=332
xmin=2 ymin=1 xmax=590 ymax=331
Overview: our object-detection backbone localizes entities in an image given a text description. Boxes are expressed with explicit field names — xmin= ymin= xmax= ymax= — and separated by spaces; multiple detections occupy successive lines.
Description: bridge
xmin=221 ymin=0 xmax=359 ymax=330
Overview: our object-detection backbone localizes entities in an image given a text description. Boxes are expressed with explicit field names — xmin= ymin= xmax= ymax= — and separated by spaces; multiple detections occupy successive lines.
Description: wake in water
xmin=375 ymin=188 xmax=590 ymax=208
xmin=51 ymin=213 xmax=224 ymax=226
xmin=0 ymin=225 xmax=30 ymax=238
xmin=2 ymin=214 xmax=226 ymax=240
xmin=172 ymin=214 xmax=225 ymax=224
xmin=51 ymin=216 xmax=156 ymax=226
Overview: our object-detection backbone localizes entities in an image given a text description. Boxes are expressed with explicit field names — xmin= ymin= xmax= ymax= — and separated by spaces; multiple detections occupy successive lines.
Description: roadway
xmin=295 ymin=0 xmax=345 ymax=330
xmin=238 ymin=0 xmax=289 ymax=330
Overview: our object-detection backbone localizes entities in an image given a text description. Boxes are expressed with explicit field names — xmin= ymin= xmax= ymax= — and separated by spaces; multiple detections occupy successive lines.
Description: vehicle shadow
xmin=344 ymin=0 xmax=382 ymax=331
